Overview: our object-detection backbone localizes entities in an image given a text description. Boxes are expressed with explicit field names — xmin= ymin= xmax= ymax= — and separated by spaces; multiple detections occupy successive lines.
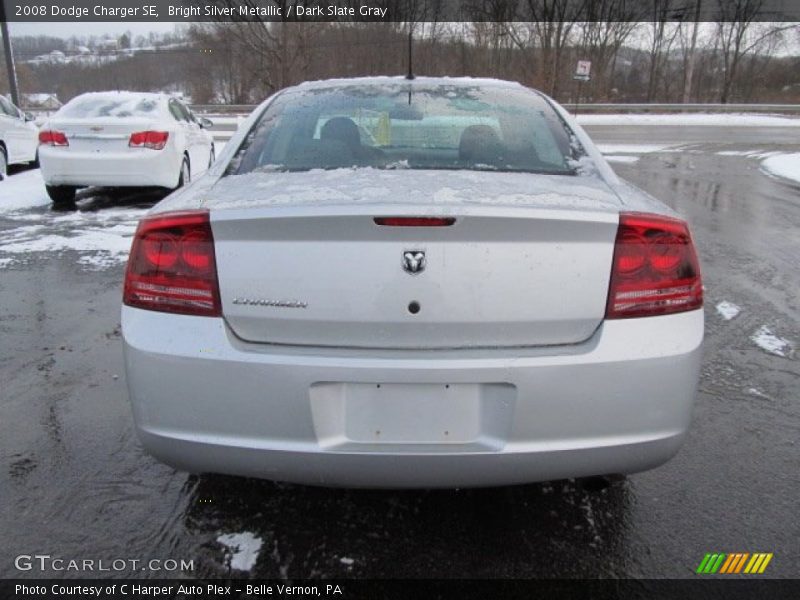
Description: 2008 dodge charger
xmin=122 ymin=77 xmax=704 ymax=488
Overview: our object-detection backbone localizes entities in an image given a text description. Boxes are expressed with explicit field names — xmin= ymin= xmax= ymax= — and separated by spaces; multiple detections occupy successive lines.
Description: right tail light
xmin=606 ymin=212 xmax=702 ymax=319
xmin=129 ymin=131 xmax=169 ymax=150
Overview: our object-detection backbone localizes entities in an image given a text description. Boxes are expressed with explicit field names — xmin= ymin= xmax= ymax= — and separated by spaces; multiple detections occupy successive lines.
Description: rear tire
xmin=0 ymin=146 xmax=7 ymax=181
xmin=175 ymin=156 xmax=190 ymax=189
xmin=46 ymin=184 xmax=77 ymax=206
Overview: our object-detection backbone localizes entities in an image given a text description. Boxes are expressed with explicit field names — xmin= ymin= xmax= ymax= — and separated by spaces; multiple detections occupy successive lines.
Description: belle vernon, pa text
xmin=170 ymin=3 xmax=389 ymax=18
xmin=15 ymin=583 xmax=344 ymax=597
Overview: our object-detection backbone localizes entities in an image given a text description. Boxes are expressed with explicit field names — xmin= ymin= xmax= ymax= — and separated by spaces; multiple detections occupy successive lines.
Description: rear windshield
xmin=230 ymin=83 xmax=578 ymax=175
xmin=59 ymin=95 xmax=161 ymax=119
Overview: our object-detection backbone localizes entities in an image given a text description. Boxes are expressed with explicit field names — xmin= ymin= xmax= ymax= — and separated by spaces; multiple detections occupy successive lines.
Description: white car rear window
xmin=59 ymin=95 xmax=160 ymax=119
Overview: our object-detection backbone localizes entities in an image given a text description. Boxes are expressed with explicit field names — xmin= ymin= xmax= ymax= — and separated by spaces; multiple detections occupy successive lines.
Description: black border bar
xmin=3 ymin=0 xmax=800 ymax=23
xmin=3 ymin=579 xmax=800 ymax=600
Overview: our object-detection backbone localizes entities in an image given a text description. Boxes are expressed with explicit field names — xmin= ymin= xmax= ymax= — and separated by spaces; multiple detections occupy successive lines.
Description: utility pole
xmin=406 ymin=27 xmax=414 ymax=80
xmin=0 ymin=13 xmax=20 ymax=106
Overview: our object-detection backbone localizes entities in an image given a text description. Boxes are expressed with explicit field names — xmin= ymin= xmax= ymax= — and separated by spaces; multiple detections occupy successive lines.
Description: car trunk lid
xmin=49 ymin=117 xmax=160 ymax=153
xmin=207 ymin=170 xmax=621 ymax=350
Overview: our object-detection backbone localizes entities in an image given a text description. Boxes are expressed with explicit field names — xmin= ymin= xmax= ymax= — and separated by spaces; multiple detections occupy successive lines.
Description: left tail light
xmin=39 ymin=130 xmax=68 ymax=146
xmin=129 ymin=130 xmax=169 ymax=150
xmin=123 ymin=211 xmax=221 ymax=317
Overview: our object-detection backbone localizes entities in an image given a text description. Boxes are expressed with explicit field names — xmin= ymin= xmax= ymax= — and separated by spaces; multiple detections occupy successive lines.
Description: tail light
xmin=606 ymin=212 xmax=702 ymax=319
xmin=39 ymin=130 xmax=68 ymax=146
xmin=123 ymin=211 xmax=221 ymax=317
xmin=129 ymin=131 xmax=169 ymax=150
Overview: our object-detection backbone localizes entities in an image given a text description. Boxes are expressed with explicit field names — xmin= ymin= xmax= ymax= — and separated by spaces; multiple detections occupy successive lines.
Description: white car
xmin=0 ymin=95 xmax=39 ymax=179
xmin=38 ymin=91 xmax=215 ymax=205
xmin=123 ymin=77 xmax=703 ymax=488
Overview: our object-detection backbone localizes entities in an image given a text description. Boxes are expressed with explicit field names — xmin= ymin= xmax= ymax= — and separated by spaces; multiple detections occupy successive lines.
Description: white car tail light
xmin=124 ymin=211 xmax=221 ymax=317
xmin=129 ymin=131 xmax=169 ymax=150
xmin=39 ymin=130 xmax=68 ymax=146
xmin=606 ymin=212 xmax=703 ymax=319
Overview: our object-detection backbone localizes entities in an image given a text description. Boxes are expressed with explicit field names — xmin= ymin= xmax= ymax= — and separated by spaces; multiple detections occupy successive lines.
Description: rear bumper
xmin=39 ymin=146 xmax=181 ymax=188
xmin=122 ymin=307 xmax=703 ymax=488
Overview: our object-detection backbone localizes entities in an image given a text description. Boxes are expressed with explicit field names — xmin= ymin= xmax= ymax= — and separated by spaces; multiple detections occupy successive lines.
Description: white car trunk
xmin=50 ymin=117 xmax=160 ymax=153
xmin=209 ymin=172 xmax=621 ymax=350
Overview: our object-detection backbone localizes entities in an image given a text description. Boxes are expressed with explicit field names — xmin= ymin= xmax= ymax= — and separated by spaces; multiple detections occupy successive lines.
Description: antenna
xmin=406 ymin=27 xmax=414 ymax=81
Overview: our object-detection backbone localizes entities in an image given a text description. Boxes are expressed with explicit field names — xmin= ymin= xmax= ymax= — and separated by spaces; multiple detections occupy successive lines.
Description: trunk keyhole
xmin=408 ymin=301 xmax=421 ymax=315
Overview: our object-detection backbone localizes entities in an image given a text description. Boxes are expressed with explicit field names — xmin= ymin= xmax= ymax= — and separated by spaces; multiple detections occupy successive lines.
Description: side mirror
xmin=198 ymin=117 xmax=213 ymax=129
xmin=24 ymin=112 xmax=35 ymax=122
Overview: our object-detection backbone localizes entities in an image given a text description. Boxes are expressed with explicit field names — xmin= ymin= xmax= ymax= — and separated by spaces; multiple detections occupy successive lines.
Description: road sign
xmin=575 ymin=60 xmax=591 ymax=78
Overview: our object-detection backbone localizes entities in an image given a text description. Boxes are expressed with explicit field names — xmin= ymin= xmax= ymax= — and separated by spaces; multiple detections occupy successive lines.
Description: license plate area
xmin=310 ymin=382 xmax=516 ymax=452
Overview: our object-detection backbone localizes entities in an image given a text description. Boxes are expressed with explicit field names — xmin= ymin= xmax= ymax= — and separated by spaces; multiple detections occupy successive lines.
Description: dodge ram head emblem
xmin=402 ymin=250 xmax=426 ymax=275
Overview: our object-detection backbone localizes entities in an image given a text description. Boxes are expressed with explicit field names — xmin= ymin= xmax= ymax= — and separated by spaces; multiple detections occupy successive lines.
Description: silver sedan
xmin=122 ymin=77 xmax=703 ymax=488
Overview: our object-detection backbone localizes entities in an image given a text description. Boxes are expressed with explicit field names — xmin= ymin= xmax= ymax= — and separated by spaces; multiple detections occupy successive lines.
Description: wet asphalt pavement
xmin=0 ymin=125 xmax=798 ymax=580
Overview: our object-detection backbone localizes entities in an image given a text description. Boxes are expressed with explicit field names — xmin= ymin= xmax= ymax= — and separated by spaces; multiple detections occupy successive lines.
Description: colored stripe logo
xmin=696 ymin=553 xmax=773 ymax=574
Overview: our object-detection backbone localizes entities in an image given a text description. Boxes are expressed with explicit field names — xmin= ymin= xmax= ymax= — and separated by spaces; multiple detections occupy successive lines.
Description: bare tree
xmin=717 ymin=0 xmax=797 ymax=104
xmin=643 ymin=0 xmax=682 ymax=101
xmin=577 ymin=0 xmax=643 ymax=100
xmin=499 ymin=0 xmax=586 ymax=97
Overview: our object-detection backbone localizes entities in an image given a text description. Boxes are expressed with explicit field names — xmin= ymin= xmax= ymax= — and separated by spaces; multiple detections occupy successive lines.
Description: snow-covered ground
xmin=604 ymin=155 xmax=641 ymax=163
xmin=0 ymin=169 xmax=148 ymax=270
xmin=596 ymin=142 xmax=684 ymax=164
xmin=0 ymin=169 xmax=51 ymax=213
xmin=596 ymin=143 xmax=680 ymax=154
xmin=577 ymin=113 xmax=800 ymax=127
xmin=760 ymin=153 xmax=800 ymax=185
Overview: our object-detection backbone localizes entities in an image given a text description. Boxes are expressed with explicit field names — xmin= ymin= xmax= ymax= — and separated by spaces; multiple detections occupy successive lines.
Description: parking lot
xmin=0 ymin=122 xmax=798 ymax=579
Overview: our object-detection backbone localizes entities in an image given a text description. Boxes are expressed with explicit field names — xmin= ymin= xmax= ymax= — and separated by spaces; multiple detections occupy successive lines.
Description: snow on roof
xmin=24 ymin=93 xmax=61 ymax=105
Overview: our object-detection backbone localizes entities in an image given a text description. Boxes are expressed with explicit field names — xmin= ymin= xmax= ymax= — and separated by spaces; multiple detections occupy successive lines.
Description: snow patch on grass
xmin=750 ymin=326 xmax=793 ymax=357
xmin=715 ymin=301 xmax=741 ymax=320
xmin=217 ymin=532 xmax=263 ymax=572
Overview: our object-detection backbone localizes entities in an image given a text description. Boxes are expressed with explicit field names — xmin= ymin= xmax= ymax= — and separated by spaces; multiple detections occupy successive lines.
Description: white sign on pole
xmin=575 ymin=60 xmax=592 ymax=77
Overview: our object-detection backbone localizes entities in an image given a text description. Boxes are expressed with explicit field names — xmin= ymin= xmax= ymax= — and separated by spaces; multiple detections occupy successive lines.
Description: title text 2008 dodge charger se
xmin=122 ymin=77 xmax=703 ymax=488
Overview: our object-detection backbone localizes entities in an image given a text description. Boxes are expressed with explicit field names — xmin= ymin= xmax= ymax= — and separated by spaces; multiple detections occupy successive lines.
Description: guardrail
xmin=24 ymin=102 xmax=800 ymax=118
xmin=192 ymin=102 xmax=800 ymax=115
xmin=561 ymin=103 xmax=800 ymax=114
